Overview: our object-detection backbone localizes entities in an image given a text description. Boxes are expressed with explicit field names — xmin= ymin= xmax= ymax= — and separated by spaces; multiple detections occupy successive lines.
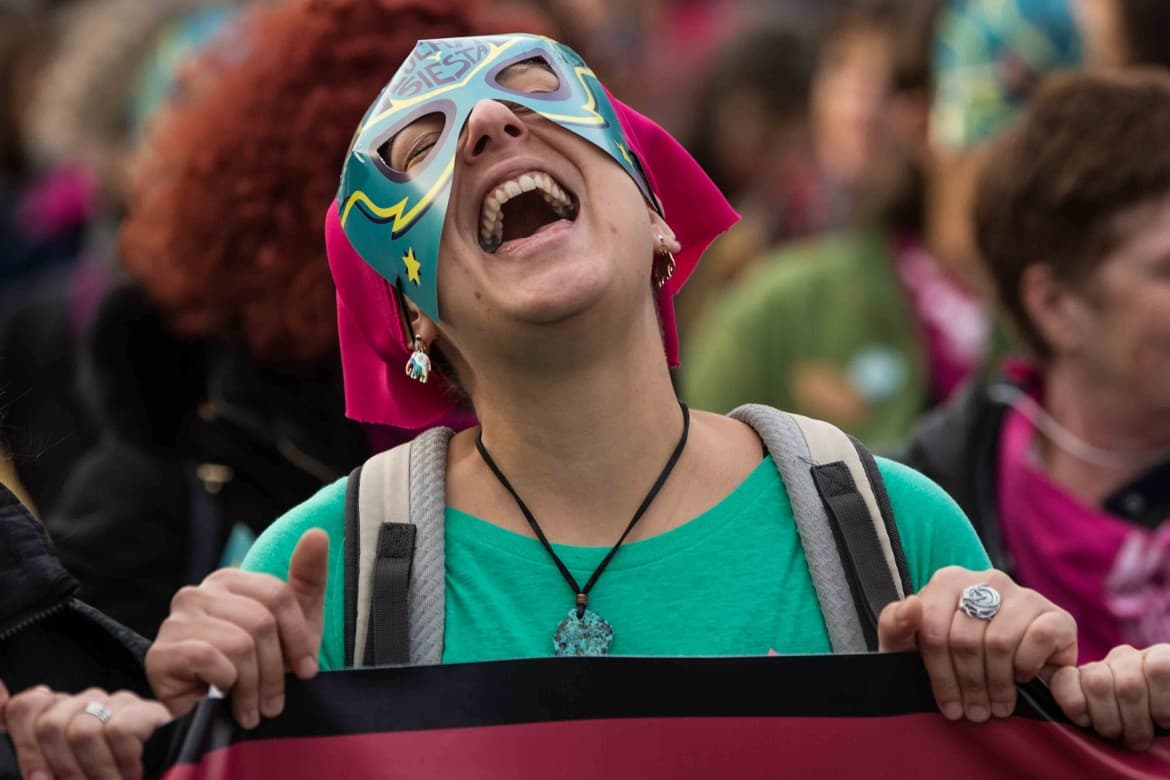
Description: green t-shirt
xmin=243 ymin=455 xmax=989 ymax=670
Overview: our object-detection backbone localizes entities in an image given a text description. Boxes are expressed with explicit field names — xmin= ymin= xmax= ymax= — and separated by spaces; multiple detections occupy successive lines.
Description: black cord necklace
xmin=475 ymin=402 xmax=690 ymax=656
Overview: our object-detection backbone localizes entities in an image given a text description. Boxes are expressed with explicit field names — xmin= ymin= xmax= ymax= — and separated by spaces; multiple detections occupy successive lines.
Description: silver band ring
xmin=959 ymin=583 xmax=1002 ymax=621
xmin=83 ymin=701 xmax=113 ymax=723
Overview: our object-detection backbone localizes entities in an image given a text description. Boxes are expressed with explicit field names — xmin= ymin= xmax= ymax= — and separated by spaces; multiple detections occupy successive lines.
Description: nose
xmin=461 ymin=99 xmax=528 ymax=164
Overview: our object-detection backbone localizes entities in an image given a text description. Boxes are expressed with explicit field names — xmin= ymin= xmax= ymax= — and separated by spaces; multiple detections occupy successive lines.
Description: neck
xmin=1039 ymin=361 xmax=1170 ymax=505
xmin=451 ymin=300 xmax=687 ymax=545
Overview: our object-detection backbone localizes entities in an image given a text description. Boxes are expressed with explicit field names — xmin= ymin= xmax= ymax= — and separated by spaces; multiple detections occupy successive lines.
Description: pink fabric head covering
xmin=325 ymin=96 xmax=738 ymax=428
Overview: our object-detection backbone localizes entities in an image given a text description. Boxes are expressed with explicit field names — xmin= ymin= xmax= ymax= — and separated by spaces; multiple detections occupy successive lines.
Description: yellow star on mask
xmin=402 ymin=247 xmax=422 ymax=285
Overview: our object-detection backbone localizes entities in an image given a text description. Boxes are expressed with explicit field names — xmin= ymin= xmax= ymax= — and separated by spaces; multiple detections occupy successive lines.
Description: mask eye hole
xmin=378 ymin=112 xmax=447 ymax=174
xmin=494 ymin=55 xmax=560 ymax=95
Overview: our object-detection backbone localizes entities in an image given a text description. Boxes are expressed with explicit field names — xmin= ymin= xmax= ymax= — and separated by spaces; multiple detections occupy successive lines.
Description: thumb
xmin=288 ymin=529 xmax=329 ymax=633
xmin=879 ymin=595 xmax=923 ymax=653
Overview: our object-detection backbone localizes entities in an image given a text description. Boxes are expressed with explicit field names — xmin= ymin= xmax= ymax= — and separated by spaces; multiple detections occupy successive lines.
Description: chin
xmin=509 ymin=281 xmax=609 ymax=325
xmin=493 ymin=256 xmax=613 ymax=325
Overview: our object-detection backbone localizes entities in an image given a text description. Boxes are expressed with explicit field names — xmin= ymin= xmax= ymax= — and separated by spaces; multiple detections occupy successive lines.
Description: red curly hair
xmin=120 ymin=0 xmax=480 ymax=369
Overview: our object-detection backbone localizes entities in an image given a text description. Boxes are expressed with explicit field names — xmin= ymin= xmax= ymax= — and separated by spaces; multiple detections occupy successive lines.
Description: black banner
xmin=145 ymin=653 xmax=1170 ymax=779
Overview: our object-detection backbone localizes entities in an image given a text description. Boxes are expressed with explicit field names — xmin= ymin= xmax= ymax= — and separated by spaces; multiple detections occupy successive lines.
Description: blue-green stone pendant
xmin=553 ymin=608 xmax=614 ymax=656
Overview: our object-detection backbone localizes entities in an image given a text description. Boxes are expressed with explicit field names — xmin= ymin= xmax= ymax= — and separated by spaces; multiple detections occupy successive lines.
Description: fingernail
xmin=262 ymin=695 xmax=284 ymax=718
xmin=243 ymin=710 xmax=260 ymax=730
xmin=941 ymin=702 xmax=963 ymax=721
xmin=297 ymin=657 xmax=318 ymax=678
xmin=29 ymin=772 xmax=51 ymax=780
xmin=1076 ymin=714 xmax=1092 ymax=728
xmin=992 ymin=702 xmax=1013 ymax=718
xmin=967 ymin=705 xmax=990 ymax=722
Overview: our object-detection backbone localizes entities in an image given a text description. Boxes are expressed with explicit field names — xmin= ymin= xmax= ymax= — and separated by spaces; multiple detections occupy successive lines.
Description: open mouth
xmin=478 ymin=171 xmax=580 ymax=253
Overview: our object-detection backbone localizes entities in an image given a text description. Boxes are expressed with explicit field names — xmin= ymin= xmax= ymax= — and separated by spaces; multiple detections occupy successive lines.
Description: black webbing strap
xmin=811 ymin=462 xmax=902 ymax=651
xmin=364 ymin=523 xmax=416 ymax=666
xmin=850 ymin=437 xmax=914 ymax=597
xmin=342 ymin=465 xmax=363 ymax=667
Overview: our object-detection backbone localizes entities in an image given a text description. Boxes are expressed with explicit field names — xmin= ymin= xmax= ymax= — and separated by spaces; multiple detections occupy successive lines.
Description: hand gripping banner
xmin=143 ymin=653 xmax=1170 ymax=779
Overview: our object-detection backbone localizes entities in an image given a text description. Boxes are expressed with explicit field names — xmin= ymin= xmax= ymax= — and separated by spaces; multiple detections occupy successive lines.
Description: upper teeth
xmin=480 ymin=171 xmax=575 ymax=248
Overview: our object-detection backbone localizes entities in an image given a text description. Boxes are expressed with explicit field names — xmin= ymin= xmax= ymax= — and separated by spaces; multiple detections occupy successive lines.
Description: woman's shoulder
xmin=874 ymin=456 xmax=992 ymax=586
xmin=699 ymin=406 xmax=991 ymax=583
xmin=242 ymin=476 xmax=349 ymax=578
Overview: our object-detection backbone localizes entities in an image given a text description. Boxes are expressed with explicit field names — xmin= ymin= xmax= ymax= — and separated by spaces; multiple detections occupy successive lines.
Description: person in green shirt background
xmin=683 ymin=0 xmax=1081 ymax=448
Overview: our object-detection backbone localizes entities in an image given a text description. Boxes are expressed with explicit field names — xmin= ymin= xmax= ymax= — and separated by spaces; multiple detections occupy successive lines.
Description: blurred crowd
xmin=1 ymin=0 xmax=1170 ymax=676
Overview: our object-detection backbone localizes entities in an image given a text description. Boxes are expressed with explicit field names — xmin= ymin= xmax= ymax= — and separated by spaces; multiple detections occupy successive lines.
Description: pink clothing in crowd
xmin=893 ymin=238 xmax=989 ymax=404
xmin=998 ymin=391 xmax=1170 ymax=663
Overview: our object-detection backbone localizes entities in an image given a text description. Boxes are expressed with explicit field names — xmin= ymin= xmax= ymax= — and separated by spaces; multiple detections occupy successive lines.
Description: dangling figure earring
xmin=653 ymin=233 xmax=676 ymax=289
xmin=405 ymin=335 xmax=432 ymax=383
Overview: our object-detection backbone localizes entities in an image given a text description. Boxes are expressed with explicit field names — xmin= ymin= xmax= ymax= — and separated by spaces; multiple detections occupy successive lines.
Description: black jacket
xmin=894 ymin=373 xmax=1170 ymax=574
xmin=1 ymin=485 xmax=152 ymax=778
xmin=45 ymin=285 xmax=368 ymax=638
xmin=0 ymin=484 xmax=150 ymax=695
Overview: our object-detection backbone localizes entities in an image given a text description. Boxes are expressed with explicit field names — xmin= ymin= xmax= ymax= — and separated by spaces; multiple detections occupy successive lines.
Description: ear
xmin=647 ymin=205 xmax=682 ymax=254
xmin=400 ymin=293 xmax=440 ymax=349
xmin=1019 ymin=264 xmax=1091 ymax=355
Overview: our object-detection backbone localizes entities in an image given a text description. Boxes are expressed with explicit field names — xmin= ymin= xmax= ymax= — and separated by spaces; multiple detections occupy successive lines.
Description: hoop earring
xmin=653 ymin=233 xmax=676 ymax=289
xmin=405 ymin=335 xmax=432 ymax=384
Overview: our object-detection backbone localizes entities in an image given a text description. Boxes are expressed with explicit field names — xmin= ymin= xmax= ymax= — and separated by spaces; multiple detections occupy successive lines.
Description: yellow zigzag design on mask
xmin=341 ymin=157 xmax=454 ymax=230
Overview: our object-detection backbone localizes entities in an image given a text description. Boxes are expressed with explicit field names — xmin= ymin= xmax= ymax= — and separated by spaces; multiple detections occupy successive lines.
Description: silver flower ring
xmin=958 ymin=583 xmax=1001 ymax=621
xmin=83 ymin=701 xmax=113 ymax=724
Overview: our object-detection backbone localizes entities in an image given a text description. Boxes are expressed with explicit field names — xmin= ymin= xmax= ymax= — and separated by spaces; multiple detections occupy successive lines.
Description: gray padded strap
xmin=352 ymin=427 xmax=453 ymax=667
xmin=405 ymin=426 xmax=453 ymax=666
xmin=729 ymin=404 xmax=868 ymax=653
xmin=789 ymin=414 xmax=905 ymax=601
xmin=353 ymin=442 xmax=411 ymax=666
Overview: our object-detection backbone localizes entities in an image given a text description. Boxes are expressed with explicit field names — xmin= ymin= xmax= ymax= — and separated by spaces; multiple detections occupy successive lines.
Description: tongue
xmin=501 ymin=190 xmax=559 ymax=243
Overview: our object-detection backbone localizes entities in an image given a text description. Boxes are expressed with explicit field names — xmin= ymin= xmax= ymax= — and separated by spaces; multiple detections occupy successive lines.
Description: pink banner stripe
xmin=163 ymin=713 xmax=1170 ymax=779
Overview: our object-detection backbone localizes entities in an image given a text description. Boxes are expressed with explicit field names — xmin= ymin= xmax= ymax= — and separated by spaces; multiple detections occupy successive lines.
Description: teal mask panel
xmin=337 ymin=34 xmax=654 ymax=322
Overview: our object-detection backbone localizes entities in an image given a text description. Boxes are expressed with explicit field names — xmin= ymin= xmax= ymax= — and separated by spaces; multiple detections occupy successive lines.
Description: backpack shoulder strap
xmin=343 ymin=427 xmax=454 ymax=668
xmin=730 ymin=404 xmax=911 ymax=652
xmin=796 ymin=415 xmax=911 ymax=651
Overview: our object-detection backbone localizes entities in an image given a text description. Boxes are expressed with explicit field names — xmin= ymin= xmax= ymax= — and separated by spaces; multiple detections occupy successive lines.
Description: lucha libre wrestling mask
xmin=337 ymin=33 xmax=657 ymax=322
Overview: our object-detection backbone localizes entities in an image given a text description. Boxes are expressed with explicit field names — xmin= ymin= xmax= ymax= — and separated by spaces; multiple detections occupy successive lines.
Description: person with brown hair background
xmin=897 ymin=70 xmax=1170 ymax=682
xmin=43 ymin=0 xmax=483 ymax=640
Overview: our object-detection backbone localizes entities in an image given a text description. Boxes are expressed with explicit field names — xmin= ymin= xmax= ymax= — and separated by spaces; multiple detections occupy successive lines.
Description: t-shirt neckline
xmin=444 ymin=455 xmax=780 ymax=572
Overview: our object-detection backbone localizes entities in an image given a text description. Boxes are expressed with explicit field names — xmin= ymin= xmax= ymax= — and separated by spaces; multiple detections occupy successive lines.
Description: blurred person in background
xmin=675 ymin=21 xmax=825 ymax=337
xmin=44 ymin=0 xmax=482 ymax=639
xmin=809 ymin=0 xmax=898 ymax=223
xmin=683 ymin=0 xmax=1081 ymax=449
xmin=0 ymin=1 xmax=88 ymax=307
xmin=0 ymin=0 xmax=254 ymax=519
xmin=897 ymin=70 xmax=1170 ymax=663
xmin=0 ymin=0 xmax=94 ymax=516
xmin=926 ymin=0 xmax=1082 ymax=293
xmin=551 ymin=0 xmax=834 ymax=135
